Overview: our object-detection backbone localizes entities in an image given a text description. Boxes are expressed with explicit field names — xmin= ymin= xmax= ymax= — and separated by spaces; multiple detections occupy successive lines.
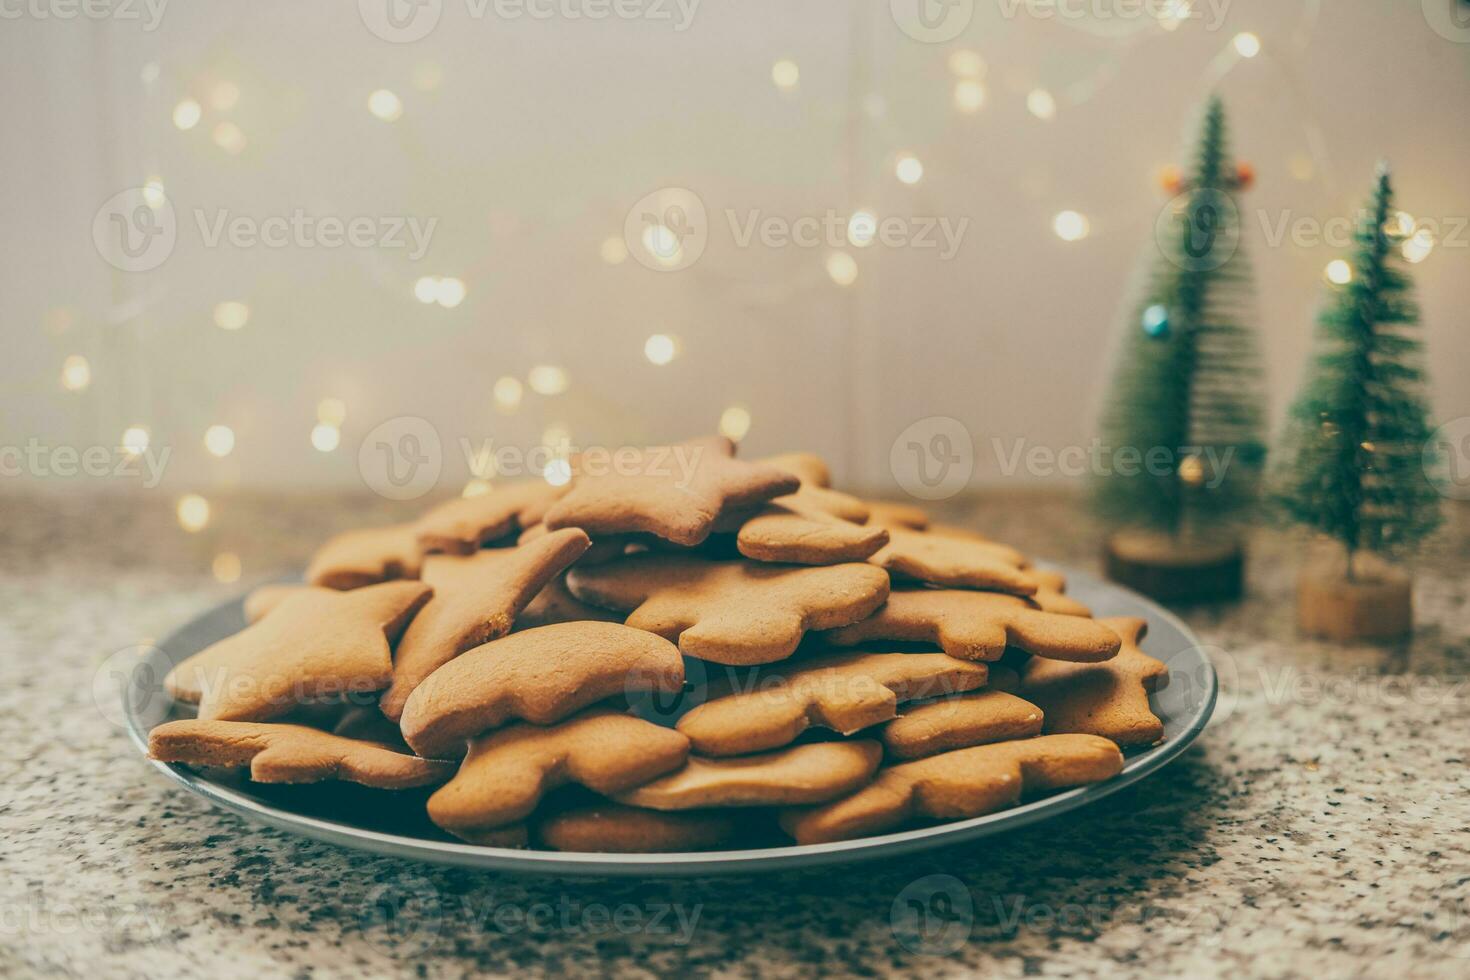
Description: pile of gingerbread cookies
xmin=149 ymin=435 xmax=1168 ymax=852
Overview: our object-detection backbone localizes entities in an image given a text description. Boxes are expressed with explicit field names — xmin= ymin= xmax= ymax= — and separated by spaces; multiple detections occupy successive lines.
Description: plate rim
xmin=125 ymin=566 xmax=1217 ymax=877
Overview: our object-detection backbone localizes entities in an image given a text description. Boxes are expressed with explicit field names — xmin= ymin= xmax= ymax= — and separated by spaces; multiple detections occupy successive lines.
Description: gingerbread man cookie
xmin=426 ymin=708 xmax=690 ymax=839
xmin=1021 ymin=617 xmax=1168 ymax=746
xmin=879 ymin=689 xmax=1044 ymax=760
xmin=567 ymin=554 xmax=891 ymax=665
xmin=869 ymin=527 xmax=1040 ymax=595
xmin=826 ymin=588 xmax=1121 ymax=663
xmin=780 ymin=733 xmax=1124 ymax=844
xmin=676 ymin=651 xmax=990 ymax=756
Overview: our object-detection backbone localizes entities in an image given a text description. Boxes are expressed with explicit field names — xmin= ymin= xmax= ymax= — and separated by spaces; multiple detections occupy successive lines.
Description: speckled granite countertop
xmin=2 ymin=491 xmax=1467 ymax=979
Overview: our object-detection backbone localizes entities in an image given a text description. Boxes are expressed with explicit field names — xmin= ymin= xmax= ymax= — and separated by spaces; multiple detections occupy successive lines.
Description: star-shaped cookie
xmin=165 ymin=581 xmax=433 ymax=721
xmin=414 ymin=481 xmax=568 ymax=555
xmin=378 ymin=527 xmax=591 ymax=720
xmin=305 ymin=523 xmax=423 ymax=589
xmin=567 ymin=553 xmax=891 ymax=665
xmin=542 ymin=435 xmax=799 ymax=546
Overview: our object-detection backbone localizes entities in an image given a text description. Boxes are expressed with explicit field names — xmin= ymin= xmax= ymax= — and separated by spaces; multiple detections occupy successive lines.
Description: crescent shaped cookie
xmin=400 ymin=622 xmax=685 ymax=759
xmin=380 ymin=528 xmax=591 ymax=720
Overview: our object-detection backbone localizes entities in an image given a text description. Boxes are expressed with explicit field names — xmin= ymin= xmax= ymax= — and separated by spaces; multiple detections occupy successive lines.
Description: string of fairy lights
xmin=53 ymin=7 xmax=1443 ymax=585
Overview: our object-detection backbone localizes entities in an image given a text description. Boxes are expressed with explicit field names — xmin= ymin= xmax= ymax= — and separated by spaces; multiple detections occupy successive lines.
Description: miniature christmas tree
xmin=1274 ymin=163 xmax=1441 ymax=584
xmin=1093 ymin=97 xmax=1267 ymax=599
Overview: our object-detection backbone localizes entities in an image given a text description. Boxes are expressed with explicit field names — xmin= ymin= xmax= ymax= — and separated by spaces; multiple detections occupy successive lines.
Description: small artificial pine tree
xmin=1094 ymin=96 xmax=1267 ymax=539
xmin=1273 ymin=163 xmax=1441 ymax=579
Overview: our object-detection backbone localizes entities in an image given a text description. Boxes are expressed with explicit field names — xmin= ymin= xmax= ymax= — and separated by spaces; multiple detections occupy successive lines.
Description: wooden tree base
xmin=1103 ymin=530 xmax=1244 ymax=604
xmin=1297 ymin=556 xmax=1412 ymax=642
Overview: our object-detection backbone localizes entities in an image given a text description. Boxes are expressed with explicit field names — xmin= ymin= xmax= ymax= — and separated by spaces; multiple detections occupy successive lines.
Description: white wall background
xmin=2 ymin=0 xmax=1467 ymax=497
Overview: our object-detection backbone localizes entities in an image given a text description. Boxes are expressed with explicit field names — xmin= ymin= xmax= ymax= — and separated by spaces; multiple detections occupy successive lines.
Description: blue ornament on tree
xmin=1141 ymin=304 xmax=1170 ymax=339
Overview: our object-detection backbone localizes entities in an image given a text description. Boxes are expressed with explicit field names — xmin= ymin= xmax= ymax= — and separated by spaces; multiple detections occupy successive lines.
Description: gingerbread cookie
xmin=166 ymin=581 xmax=432 ymax=721
xmin=379 ymin=528 xmax=591 ymax=721
xmin=780 ymin=733 xmax=1124 ymax=844
xmin=542 ymin=435 xmax=799 ymax=546
xmin=826 ymin=588 xmax=1121 ymax=663
xmin=864 ymin=501 xmax=930 ymax=530
xmin=617 ymin=741 xmax=882 ymax=809
xmin=400 ymin=622 xmax=685 ymax=759
xmin=735 ymin=501 xmax=889 ymax=565
xmin=415 ymin=482 xmax=568 ymax=555
xmin=760 ymin=452 xmax=871 ymax=523
xmin=880 ymin=690 xmax=1044 ymax=760
xmin=426 ymin=708 xmax=689 ymax=839
xmin=148 ymin=719 xmax=453 ymax=789
xmin=567 ymin=554 xmax=891 ymax=665
xmin=306 ymin=524 xmax=423 ymax=590
xmin=514 ymin=577 xmax=622 ymax=631
xmin=243 ymin=584 xmax=332 ymax=624
xmin=869 ymin=527 xmax=1039 ymax=595
xmin=1021 ymin=617 xmax=1167 ymax=746
xmin=333 ymin=705 xmax=412 ymax=748
xmin=760 ymin=451 xmax=832 ymax=488
xmin=677 ymin=651 xmax=990 ymax=756
xmin=1028 ymin=569 xmax=1092 ymax=617
xmin=535 ymin=802 xmax=739 ymax=853
xmin=518 ymin=522 xmax=632 ymax=564
xmin=450 ymin=825 xmax=530 ymax=848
